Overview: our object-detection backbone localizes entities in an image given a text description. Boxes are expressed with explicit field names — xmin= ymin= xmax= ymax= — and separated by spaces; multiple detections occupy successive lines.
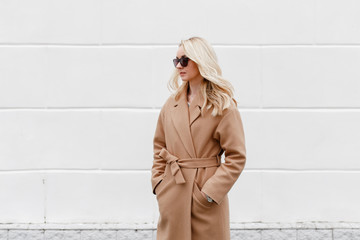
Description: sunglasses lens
xmin=173 ymin=59 xmax=179 ymax=67
xmin=180 ymin=58 xmax=189 ymax=67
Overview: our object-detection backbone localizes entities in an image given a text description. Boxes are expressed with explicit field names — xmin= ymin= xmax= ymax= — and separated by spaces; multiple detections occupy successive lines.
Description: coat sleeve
xmin=151 ymin=104 xmax=167 ymax=195
xmin=201 ymin=105 xmax=246 ymax=204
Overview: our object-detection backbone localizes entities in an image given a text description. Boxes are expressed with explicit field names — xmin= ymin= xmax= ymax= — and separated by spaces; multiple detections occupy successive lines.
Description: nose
xmin=176 ymin=62 xmax=183 ymax=69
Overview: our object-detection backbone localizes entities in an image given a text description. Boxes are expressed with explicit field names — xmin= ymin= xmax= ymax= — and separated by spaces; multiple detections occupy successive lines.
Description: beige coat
xmin=151 ymin=89 xmax=246 ymax=240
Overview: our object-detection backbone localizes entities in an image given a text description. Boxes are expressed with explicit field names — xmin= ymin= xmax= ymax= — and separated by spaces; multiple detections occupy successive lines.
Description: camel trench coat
xmin=151 ymin=89 xmax=246 ymax=240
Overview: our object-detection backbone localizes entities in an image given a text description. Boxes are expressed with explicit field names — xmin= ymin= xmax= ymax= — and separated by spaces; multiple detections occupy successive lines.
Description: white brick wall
xmin=1 ymin=0 xmax=360 ymax=237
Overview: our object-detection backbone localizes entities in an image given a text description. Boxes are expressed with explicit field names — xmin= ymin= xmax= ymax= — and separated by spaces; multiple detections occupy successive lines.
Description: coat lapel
xmin=170 ymin=89 xmax=204 ymax=158
xmin=189 ymin=90 xmax=204 ymax=127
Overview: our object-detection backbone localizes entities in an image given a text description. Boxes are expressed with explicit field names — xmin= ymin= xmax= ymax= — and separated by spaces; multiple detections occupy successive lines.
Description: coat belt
xmin=159 ymin=148 xmax=221 ymax=184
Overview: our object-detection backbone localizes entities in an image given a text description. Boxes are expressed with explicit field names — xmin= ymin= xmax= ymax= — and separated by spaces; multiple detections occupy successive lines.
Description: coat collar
xmin=170 ymin=89 xmax=204 ymax=158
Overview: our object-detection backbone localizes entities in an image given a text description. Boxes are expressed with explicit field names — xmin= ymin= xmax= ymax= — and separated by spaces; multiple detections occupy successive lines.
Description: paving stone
xmin=297 ymin=229 xmax=332 ymax=240
xmin=334 ymin=229 xmax=360 ymax=240
xmin=8 ymin=230 xmax=44 ymax=240
xmin=117 ymin=230 xmax=153 ymax=240
xmin=231 ymin=230 xmax=261 ymax=240
xmin=44 ymin=230 xmax=81 ymax=240
xmin=261 ymin=229 xmax=296 ymax=240
xmin=0 ymin=230 xmax=8 ymax=240
xmin=81 ymin=230 xmax=117 ymax=240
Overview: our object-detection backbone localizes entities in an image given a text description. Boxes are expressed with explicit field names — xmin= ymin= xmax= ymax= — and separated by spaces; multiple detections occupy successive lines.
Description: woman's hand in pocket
xmin=201 ymin=191 xmax=213 ymax=202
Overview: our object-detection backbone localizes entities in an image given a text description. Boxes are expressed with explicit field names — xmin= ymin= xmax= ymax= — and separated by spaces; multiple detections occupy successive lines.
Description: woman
xmin=151 ymin=37 xmax=246 ymax=240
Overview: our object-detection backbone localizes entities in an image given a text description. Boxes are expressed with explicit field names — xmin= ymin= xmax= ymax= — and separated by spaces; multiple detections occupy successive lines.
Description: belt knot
xmin=158 ymin=148 xmax=220 ymax=184
xmin=159 ymin=148 xmax=186 ymax=184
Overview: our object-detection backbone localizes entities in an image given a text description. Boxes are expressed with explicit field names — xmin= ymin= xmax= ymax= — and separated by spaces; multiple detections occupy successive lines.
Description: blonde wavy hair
xmin=168 ymin=36 xmax=237 ymax=116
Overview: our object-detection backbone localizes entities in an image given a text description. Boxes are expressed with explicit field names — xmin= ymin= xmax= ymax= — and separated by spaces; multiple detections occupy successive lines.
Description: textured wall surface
xmin=0 ymin=0 xmax=360 ymax=238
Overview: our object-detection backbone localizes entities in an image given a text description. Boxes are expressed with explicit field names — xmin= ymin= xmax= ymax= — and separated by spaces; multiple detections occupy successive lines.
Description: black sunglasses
xmin=173 ymin=56 xmax=190 ymax=67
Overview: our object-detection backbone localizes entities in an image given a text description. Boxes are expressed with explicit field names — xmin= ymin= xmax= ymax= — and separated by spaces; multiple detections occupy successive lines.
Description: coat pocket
xmin=155 ymin=165 xmax=170 ymax=197
xmin=154 ymin=179 xmax=164 ymax=195
xmin=192 ymin=181 xmax=213 ymax=208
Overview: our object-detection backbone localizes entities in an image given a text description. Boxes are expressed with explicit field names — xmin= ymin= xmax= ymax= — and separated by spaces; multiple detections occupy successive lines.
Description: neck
xmin=187 ymin=76 xmax=204 ymax=96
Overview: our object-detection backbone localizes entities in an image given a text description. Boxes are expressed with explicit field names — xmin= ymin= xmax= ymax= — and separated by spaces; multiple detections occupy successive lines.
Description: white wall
xmin=0 ymin=0 xmax=360 ymax=226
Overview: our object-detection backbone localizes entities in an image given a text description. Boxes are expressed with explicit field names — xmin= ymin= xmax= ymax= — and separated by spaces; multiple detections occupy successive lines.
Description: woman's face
xmin=175 ymin=46 xmax=202 ymax=82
